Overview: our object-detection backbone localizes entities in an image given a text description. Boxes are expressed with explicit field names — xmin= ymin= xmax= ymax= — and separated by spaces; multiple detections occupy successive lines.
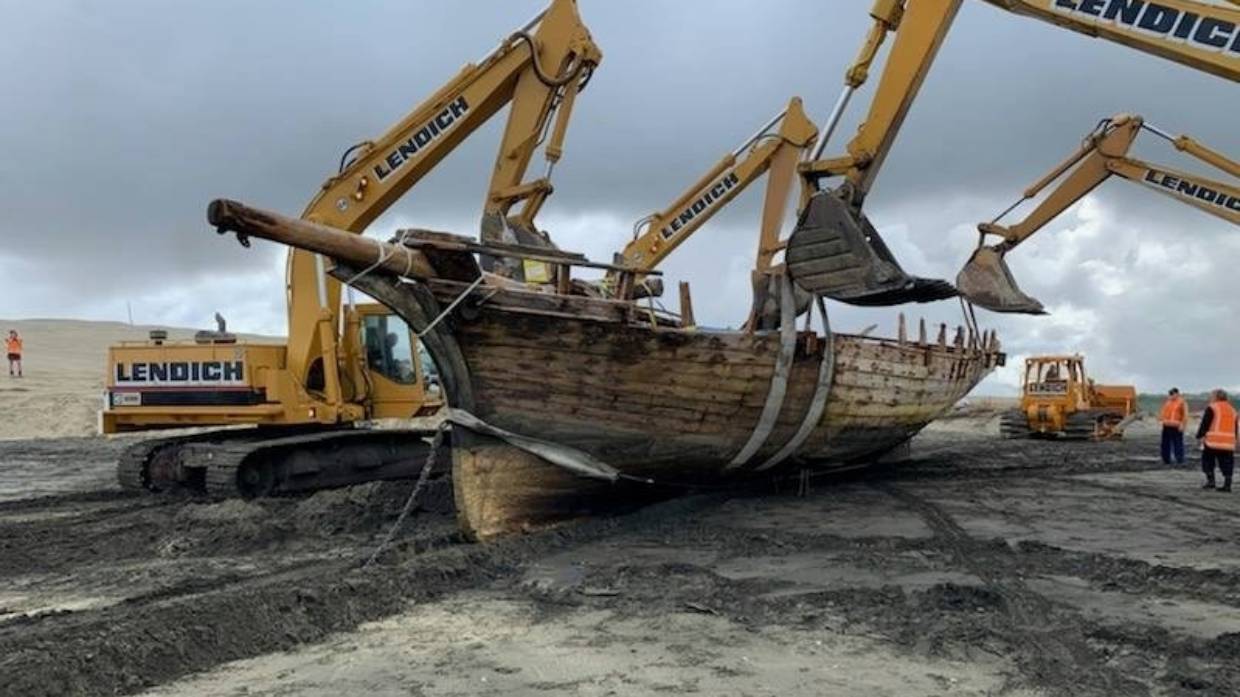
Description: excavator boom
xmin=1115 ymin=158 xmax=1240 ymax=223
xmin=611 ymin=98 xmax=817 ymax=279
xmin=603 ymin=98 xmax=818 ymax=329
xmin=285 ymin=0 xmax=600 ymax=404
xmin=958 ymin=114 xmax=1239 ymax=313
xmin=785 ymin=0 xmax=1238 ymax=307
xmin=787 ymin=0 xmax=962 ymax=306
xmin=979 ymin=0 xmax=1240 ymax=81
xmin=110 ymin=0 xmax=603 ymax=498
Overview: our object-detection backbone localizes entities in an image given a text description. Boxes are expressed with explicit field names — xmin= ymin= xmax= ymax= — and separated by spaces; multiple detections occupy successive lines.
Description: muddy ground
xmin=1 ymin=428 xmax=1237 ymax=696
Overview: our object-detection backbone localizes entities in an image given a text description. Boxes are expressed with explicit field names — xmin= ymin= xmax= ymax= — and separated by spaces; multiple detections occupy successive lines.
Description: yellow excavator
xmin=103 ymin=0 xmax=601 ymax=497
xmin=784 ymin=0 xmax=1239 ymax=307
xmin=958 ymin=113 xmax=1239 ymax=313
xmin=602 ymin=97 xmax=819 ymax=328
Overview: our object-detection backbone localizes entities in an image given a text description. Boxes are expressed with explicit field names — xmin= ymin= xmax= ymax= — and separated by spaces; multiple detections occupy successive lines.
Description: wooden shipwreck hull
xmin=207 ymin=199 xmax=1003 ymax=540
xmin=355 ymin=275 xmax=1002 ymax=540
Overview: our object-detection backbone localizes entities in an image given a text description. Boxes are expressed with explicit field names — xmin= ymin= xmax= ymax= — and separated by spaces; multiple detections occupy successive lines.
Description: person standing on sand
xmin=1195 ymin=388 xmax=1237 ymax=493
xmin=5 ymin=330 xmax=21 ymax=378
xmin=1159 ymin=388 xmax=1188 ymax=465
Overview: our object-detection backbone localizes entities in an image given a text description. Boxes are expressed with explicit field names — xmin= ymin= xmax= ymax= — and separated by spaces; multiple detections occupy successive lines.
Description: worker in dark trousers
xmin=6 ymin=330 xmax=21 ymax=378
xmin=1195 ymin=389 xmax=1237 ymax=492
xmin=1159 ymin=387 xmax=1188 ymax=465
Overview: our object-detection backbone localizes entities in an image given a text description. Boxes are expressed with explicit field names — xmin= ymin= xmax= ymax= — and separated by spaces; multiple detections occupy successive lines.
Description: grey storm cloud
xmin=0 ymin=0 xmax=1236 ymax=392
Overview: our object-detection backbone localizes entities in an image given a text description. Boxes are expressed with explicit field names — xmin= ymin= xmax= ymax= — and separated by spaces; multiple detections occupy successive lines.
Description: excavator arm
xmin=784 ymin=0 xmax=1238 ymax=307
xmin=601 ymin=98 xmax=818 ymax=330
xmin=609 ymin=98 xmax=818 ymax=282
xmin=281 ymin=0 xmax=600 ymax=408
xmin=957 ymin=114 xmax=1239 ymax=313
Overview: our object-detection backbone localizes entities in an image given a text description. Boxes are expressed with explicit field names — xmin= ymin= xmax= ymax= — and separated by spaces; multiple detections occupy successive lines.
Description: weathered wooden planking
xmin=344 ymin=266 xmax=1001 ymax=541
xmin=449 ymin=303 xmax=995 ymax=474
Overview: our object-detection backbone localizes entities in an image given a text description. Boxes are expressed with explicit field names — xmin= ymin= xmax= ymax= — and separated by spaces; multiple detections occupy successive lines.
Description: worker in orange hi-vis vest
xmin=1159 ymin=387 xmax=1188 ymax=466
xmin=5 ymin=330 xmax=21 ymax=378
xmin=1195 ymin=389 xmax=1238 ymax=493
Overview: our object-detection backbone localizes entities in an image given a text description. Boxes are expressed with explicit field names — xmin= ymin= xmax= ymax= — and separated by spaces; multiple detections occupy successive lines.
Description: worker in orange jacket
xmin=1159 ymin=388 xmax=1188 ymax=465
xmin=1195 ymin=388 xmax=1237 ymax=492
xmin=5 ymin=330 xmax=21 ymax=378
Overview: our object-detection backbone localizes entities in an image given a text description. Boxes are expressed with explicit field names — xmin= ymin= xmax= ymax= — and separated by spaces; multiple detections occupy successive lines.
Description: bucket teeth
xmin=785 ymin=191 xmax=957 ymax=306
xmin=956 ymin=246 xmax=1046 ymax=315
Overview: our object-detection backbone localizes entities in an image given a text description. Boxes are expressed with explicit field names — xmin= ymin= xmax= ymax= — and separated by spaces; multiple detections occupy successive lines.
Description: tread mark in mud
xmin=1050 ymin=475 xmax=1240 ymax=519
xmin=874 ymin=482 xmax=1142 ymax=696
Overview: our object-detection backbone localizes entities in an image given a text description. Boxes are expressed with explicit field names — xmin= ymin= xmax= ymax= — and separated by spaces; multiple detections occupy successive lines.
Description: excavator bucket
xmin=956 ymin=246 xmax=1046 ymax=315
xmin=785 ymin=191 xmax=957 ymax=305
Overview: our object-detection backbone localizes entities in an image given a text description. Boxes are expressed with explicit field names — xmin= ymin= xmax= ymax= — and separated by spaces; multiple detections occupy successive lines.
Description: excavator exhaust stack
xmin=956 ymin=246 xmax=1046 ymax=315
xmin=785 ymin=190 xmax=957 ymax=306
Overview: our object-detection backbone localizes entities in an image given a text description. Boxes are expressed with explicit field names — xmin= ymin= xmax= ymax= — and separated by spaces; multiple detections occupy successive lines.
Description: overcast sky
xmin=0 ymin=1 xmax=1236 ymax=394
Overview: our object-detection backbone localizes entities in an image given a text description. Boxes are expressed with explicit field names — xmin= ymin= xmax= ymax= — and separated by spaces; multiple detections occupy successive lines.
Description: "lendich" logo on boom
xmin=1143 ymin=169 xmax=1240 ymax=213
xmin=372 ymin=96 xmax=470 ymax=182
xmin=660 ymin=172 xmax=741 ymax=240
xmin=1052 ymin=1 xmax=1240 ymax=55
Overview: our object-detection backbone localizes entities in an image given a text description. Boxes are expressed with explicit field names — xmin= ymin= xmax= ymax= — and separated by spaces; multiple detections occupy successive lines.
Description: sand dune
xmin=0 ymin=319 xmax=277 ymax=441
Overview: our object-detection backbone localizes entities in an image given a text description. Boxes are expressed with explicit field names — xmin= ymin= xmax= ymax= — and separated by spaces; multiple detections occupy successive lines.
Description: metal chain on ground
xmin=361 ymin=423 xmax=448 ymax=569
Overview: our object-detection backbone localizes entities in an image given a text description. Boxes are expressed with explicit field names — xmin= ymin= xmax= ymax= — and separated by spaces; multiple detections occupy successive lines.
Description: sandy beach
xmin=0 ymin=319 xmax=275 ymax=442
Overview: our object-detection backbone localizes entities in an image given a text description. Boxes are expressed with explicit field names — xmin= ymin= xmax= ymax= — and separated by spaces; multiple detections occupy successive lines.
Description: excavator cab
xmin=352 ymin=304 xmax=442 ymax=419
xmin=786 ymin=189 xmax=957 ymax=305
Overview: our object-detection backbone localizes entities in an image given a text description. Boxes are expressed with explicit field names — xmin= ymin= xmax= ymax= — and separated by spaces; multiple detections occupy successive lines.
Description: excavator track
xmin=116 ymin=431 xmax=242 ymax=493
xmin=117 ymin=427 xmax=443 ymax=499
xmin=201 ymin=442 xmax=265 ymax=499
xmin=1063 ymin=411 xmax=1104 ymax=441
xmin=117 ymin=440 xmax=159 ymax=492
xmin=998 ymin=410 xmax=1032 ymax=440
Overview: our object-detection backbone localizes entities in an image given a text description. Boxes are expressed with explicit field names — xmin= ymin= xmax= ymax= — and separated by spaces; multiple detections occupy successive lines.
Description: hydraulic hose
xmin=508 ymin=31 xmax=595 ymax=88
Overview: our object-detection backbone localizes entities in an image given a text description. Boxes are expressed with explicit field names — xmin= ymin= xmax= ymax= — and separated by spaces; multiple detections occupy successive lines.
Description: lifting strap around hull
xmin=756 ymin=296 xmax=834 ymax=471
xmin=727 ymin=273 xmax=799 ymax=469
xmin=447 ymin=408 xmax=620 ymax=482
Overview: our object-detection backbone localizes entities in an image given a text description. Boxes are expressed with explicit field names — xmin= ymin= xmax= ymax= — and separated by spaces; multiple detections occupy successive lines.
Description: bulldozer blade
xmin=956 ymin=246 xmax=1046 ymax=315
xmin=785 ymin=191 xmax=957 ymax=306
